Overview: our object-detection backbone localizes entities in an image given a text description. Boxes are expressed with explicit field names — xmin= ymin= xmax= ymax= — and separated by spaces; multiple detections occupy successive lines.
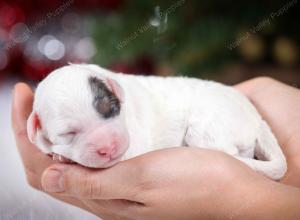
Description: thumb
xmin=41 ymin=162 xmax=141 ymax=200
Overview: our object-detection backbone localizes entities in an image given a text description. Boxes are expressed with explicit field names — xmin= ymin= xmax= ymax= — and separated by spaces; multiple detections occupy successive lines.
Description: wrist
xmin=231 ymin=179 xmax=300 ymax=220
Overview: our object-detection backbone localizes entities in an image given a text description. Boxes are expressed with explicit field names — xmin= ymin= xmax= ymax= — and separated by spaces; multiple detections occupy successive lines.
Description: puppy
xmin=27 ymin=64 xmax=287 ymax=180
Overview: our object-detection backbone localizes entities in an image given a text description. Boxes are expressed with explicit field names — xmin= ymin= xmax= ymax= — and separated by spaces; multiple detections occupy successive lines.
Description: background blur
xmin=0 ymin=0 xmax=299 ymax=84
xmin=0 ymin=0 xmax=299 ymax=219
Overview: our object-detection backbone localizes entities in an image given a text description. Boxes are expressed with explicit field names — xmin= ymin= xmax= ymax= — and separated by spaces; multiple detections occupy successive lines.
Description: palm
xmin=235 ymin=77 xmax=300 ymax=186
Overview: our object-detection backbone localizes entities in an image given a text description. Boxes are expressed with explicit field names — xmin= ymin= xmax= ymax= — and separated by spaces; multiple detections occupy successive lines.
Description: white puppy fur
xmin=27 ymin=64 xmax=287 ymax=180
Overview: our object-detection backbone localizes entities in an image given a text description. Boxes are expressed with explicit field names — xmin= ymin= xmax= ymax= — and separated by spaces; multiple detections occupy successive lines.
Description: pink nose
xmin=97 ymin=147 xmax=117 ymax=158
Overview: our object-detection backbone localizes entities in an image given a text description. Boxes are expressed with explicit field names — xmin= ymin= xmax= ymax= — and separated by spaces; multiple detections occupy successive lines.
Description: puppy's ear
xmin=27 ymin=111 xmax=41 ymax=143
xmin=104 ymin=78 xmax=124 ymax=102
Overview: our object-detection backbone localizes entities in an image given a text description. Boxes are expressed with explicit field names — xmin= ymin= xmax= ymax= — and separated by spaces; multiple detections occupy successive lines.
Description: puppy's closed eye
xmin=58 ymin=131 xmax=78 ymax=137
xmin=57 ymin=131 xmax=78 ymax=144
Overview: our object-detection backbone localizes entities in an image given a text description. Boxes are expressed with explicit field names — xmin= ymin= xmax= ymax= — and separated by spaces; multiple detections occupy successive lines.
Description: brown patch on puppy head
xmin=89 ymin=76 xmax=121 ymax=119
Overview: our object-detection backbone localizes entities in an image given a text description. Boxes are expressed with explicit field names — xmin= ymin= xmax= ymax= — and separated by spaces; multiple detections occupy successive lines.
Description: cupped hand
xmin=12 ymin=77 xmax=300 ymax=220
xmin=12 ymin=83 xmax=273 ymax=220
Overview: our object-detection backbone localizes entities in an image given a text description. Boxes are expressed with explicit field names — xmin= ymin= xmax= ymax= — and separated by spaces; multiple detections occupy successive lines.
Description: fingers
xmin=42 ymin=161 xmax=149 ymax=219
xmin=11 ymin=83 xmax=53 ymax=188
xmin=12 ymin=82 xmax=37 ymax=157
xmin=12 ymin=83 xmax=34 ymax=139
xmin=234 ymin=77 xmax=275 ymax=97
xmin=41 ymin=160 xmax=143 ymax=201
xmin=233 ymin=77 xmax=295 ymax=99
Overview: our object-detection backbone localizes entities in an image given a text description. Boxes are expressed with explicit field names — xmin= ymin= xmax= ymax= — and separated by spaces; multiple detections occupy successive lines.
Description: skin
xmin=12 ymin=77 xmax=300 ymax=220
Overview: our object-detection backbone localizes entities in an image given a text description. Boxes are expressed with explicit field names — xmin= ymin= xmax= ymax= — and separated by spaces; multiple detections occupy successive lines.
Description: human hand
xmin=12 ymin=79 xmax=300 ymax=220
xmin=235 ymin=77 xmax=300 ymax=187
xmin=12 ymin=83 xmax=281 ymax=220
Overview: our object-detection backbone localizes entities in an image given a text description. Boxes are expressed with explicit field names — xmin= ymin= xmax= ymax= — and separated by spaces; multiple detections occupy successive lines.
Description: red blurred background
xmin=0 ymin=0 xmax=299 ymax=84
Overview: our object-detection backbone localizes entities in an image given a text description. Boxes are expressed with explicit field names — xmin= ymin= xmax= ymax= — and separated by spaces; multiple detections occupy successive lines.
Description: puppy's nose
xmin=97 ymin=147 xmax=117 ymax=158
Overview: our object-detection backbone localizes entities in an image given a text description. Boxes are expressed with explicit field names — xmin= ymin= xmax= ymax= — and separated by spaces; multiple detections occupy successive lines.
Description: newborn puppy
xmin=27 ymin=64 xmax=287 ymax=180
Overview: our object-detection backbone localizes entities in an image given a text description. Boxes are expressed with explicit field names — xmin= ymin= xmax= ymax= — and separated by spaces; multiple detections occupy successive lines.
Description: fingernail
xmin=42 ymin=169 xmax=64 ymax=193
